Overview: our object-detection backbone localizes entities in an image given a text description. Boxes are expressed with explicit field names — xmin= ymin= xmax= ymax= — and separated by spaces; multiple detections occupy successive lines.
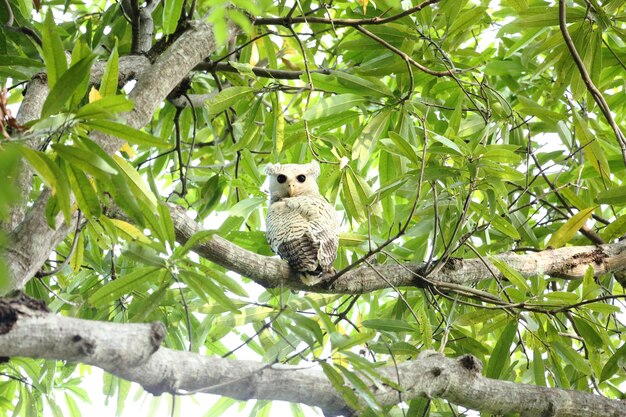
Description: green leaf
xmin=84 ymin=120 xmax=169 ymax=148
xmin=361 ymin=319 xmax=416 ymax=333
xmin=42 ymin=54 xmax=97 ymax=117
xmin=572 ymin=111 xmax=609 ymax=176
xmin=75 ymin=95 xmax=133 ymax=119
xmin=66 ymin=164 xmax=101 ymax=219
xmin=352 ymin=109 xmax=390 ymax=169
xmin=320 ymin=362 xmax=361 ymax=411
xmin=99 ymin=42 xmax=119 ymax=96
xmin=490 ymin=214 xmax=521 ymax=240
xmin=113 ymin=154 xmax=157 ymax=208
xmin=52 ymin=144 xmax=119 ymax=178
xmin=336 ymin=364 xmax=381 ymax=412
xmin=486 ymin=321 xmax=516 ymax=378
xmin=303 ymin=94 xmax=364 ymax=120
xmin=489 ymin=256 xmax=531 ymax=293
xmin=42 ymin=10 xmax=67 ymax=89
xmin=547 ymin=207 xmax=595 ymax=248
xmin=594 ymin=186 xmax=626 ymax=205
xmin=600 ymin=342 xmax=626 ymax=382
xmin=181 ymin=270 xmax=240 ymax=313
xmin=601 ymin=214 xmax=626 ymax=241
xmin=163 ymin=0 xmax=184 ymax=34
xmin=89 ymin=266 xmax=161 ymax=306
xmin=205 ymin=86 xmax=256 ymax=115
xmin=551 ymin=340 xmax=591 ymax=375
xmin=20 ymin=148 xmax=71 ymax=225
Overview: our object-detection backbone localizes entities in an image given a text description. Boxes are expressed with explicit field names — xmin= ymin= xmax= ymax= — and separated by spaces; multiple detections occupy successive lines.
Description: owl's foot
xmin=300 ymin=271 xmax=324 ymax=286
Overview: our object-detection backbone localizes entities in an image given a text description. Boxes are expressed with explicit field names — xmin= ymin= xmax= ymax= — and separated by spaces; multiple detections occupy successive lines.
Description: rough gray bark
xmin=1 ymin=294 xmax=623 ymax=417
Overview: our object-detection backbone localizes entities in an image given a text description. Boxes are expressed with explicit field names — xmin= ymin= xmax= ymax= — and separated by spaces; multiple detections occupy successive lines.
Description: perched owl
xmin=265 ymin=161 xmax=339 ymax=285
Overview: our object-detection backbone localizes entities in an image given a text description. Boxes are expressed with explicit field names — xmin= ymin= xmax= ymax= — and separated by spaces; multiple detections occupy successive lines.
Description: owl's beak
xmin=288 ymin=183 xmax=296 ymax=197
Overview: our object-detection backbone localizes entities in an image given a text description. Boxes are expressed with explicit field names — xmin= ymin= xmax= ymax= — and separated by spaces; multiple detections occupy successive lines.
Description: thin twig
xmin=558 ymin=0 xmax=626 ymax=166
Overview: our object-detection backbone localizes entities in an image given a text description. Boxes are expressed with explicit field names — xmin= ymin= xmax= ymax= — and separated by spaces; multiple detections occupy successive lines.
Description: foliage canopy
xmin=1 ymin=0 xmax=626 ymax=415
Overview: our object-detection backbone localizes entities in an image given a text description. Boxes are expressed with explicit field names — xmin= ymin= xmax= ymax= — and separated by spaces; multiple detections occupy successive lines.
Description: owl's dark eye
xmin=277 ymin=174 xmax=287 ymax=184
xmin=296 ymin=174 xmax=306 ymax=183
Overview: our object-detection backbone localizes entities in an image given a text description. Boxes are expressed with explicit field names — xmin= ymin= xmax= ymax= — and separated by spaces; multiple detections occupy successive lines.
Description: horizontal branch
xmin=166 ymin=205 xmax=626 ymax=294
xmin=1 ymin=294 xmax=623 ymax=417
xmin=253 ymin=0 xmax=440 ymax=28
xmin=196 ymin=61 xmax=331 ymax=79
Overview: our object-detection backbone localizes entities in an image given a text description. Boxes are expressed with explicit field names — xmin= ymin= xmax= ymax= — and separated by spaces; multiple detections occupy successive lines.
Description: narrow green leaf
xmin=352 ymin=109 xmax=391 ymax=169
xmin=182 ymin=270 xmax=240 ymax=313
xmin=490 ymin=215 xmax=521 ymax=240
xmin=113 ymin=155 xmax=157 ymax=207
xmin=547 ymin=207 xmax=595 ymax=248
xmin=21 ymin=148 xmax=71 ymax=225
xmin=84 ymin=120 xmax=169 ymax=148
xmin=600 ymin=342 xmax=626 ymax=382
xmin=572 ymin=111 xmax=609 ymax=176
xmin=42 ymin=54 xmax=97 ymax=117
xmin=594 ymin=186 xmax=626 ymax=205
xmin=361 ymin=319 xmax=416 ymax=333
xmin=163 ymin=0 xmax=184 ymax=34
xmin=303 ymin=94 xmax=364 ymax=121
xmin=336 ymin=364 xmax=381 ymax=412
xmin=205 ymin=86 xmax=256 ymax=116
xmin=551 ymin=340 xmax=591 ymax=375
xmin=157 ymin=202 xmax=176 ymax=248
xmin=75 ymin=95 xmax=133 ymax=119
xmin=489 ymin=256 xmax=531 ymax=293
xmin=320 ymin=362 xmax=361 ymax=411
xmin=99 ymin=43 xmax=119 ymax=97
xmin=486 ymin=321 xmax=517 ymax=378
xmin=52 ymin=144 xmax=118 ymax=178
xmin=89 ymin=266 xmax=161 ymax=306
xmin=66 ymin=164 xmax=101 ymax=219
xmin=601 ymin=214 xmax=626 ymax=241
xmin=387 ymin=131 xmax=420 ymax=165
xmin=42 ymin=11 xmax=67 ymax=89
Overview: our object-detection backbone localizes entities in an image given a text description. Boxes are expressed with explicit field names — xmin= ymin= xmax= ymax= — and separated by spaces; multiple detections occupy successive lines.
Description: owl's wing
xmin=305 ymin=200 xmax=338 ymax=272
xmin=266 ymin=197 xmax=339 ymax=274
xmin=266 ymin=200 xmax=319 ymax=272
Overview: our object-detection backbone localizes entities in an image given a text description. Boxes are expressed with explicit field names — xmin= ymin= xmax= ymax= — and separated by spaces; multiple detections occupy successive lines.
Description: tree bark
xmin=1 ymin=294 xmax=623 ymax=417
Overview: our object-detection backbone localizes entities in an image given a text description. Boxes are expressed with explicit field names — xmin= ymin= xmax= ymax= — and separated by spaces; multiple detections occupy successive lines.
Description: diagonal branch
xmin=4 ymin=21 xmax=238 ymax=292
xmin=558 ymin=0 xmax=626 ymax=166
xmin=1 ymin=294 xmax=624 ymax=417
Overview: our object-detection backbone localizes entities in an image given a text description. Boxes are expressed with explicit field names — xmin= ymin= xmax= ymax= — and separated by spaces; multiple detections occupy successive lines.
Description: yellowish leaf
xmin=547 ymin=207 xmax=596 ymax=248
xmin=89 ymin=86 xmax=102 ymax=103
xmin=120 ymin=142 xmax=136 ymax=158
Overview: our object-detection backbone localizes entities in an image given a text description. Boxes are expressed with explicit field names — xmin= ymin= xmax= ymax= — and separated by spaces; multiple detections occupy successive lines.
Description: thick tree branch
xmin=4 ymin=21 xmax=237 ymax=292
xmin=1 ymin=294 xmax=624 ymax=417
xmin=166 ymin=205 xmax=626 ymax=294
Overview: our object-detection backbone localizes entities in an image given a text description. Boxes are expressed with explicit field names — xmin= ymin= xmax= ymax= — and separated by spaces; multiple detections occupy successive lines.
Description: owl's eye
xmin=277 ymin=174 xmax=287 ymax=184
xmin=296 ymin=174 xmax=306 ymax=183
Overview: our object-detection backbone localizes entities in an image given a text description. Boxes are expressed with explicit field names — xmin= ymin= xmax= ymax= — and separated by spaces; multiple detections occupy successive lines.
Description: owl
xmin=265 ymin=161 xmax=339 ymax=285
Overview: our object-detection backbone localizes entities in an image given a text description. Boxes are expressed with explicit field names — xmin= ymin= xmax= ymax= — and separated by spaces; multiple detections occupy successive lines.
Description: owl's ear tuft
xmin=308 ymin=161 xmax=320 ymax=176
xmin=265 ymin=163 xmax=279 ymax=175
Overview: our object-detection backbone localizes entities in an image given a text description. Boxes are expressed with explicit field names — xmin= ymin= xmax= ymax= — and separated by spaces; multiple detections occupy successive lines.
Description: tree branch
xmin=1 ymin=294 xmax=624 ymax=417
xmin=165 ymin=204 xmax=626 ymax=294
xmin=253 ymin=0 xmax=440 ymax=28
xmin=4 ymin=21 xmax=237 ymax=292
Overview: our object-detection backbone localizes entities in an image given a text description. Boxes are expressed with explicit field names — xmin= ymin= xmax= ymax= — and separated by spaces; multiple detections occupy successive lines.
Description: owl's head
xmin=265 ymin=161 xmax=321 ymax=201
